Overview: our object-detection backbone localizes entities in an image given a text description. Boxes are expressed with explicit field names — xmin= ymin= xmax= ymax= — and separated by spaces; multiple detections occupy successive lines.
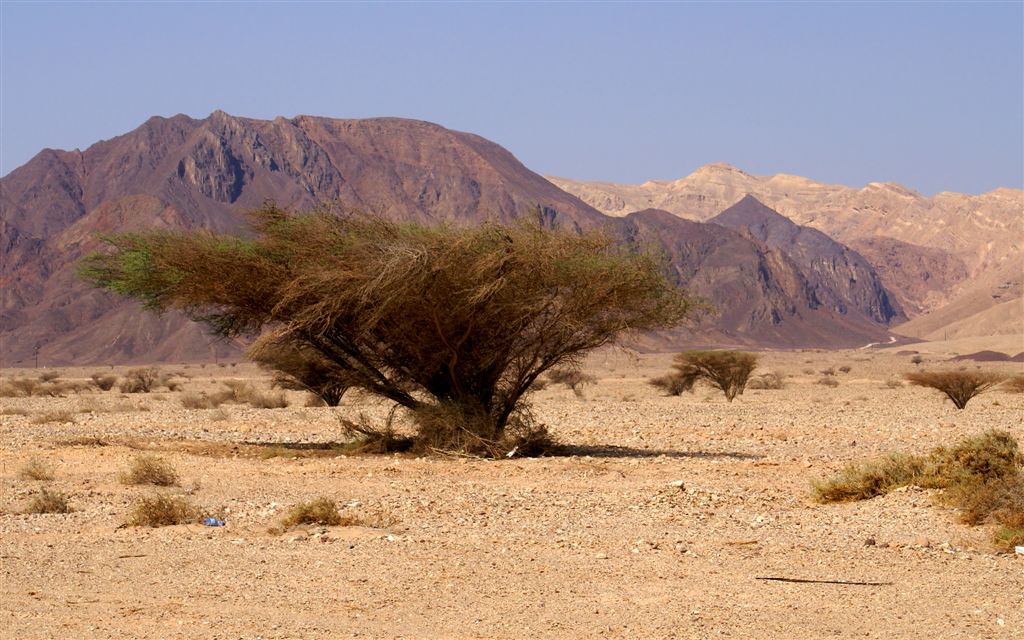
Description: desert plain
xmin=1 ymin=339 xmax=1021 ymax=640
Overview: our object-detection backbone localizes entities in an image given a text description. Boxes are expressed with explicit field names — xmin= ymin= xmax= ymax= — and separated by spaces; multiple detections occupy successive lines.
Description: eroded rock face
xmin=709 ymin=195 xmax=904 ymax=327
xmin=2 ymin=112 xmax=902 ymax=364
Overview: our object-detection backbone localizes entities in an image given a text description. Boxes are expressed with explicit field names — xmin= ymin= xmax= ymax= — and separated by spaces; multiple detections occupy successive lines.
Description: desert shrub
xmin=247 ymin=390 xmax=289 ymax=409
xmin=30 ymin=410 xmax=76 ymax=424
xmin=662 ymin=351 xmax=759 ymax=402
xmin=0 ymin=378 xmax=38 ymax=397
xmin=884 ymin=375 xmax=904 ymax=389
xmin=911 ymin=355 xmax=924 ymax=366
xmin=119 ymin=367 xmax=160 ymax=393
xmin=282 ymin=498 xmax=343 ymax=527
xmin=19 ymin=458 xmax=55 ymax=481
xmin=905 ymin=370 xmax=1005 ymax=409
xmin=127 ymin=494 xmax=198 ymax=527
xmin=838 ymin=365 xmax=852 ymax=374
xmin=545 ymin=368 xmax=597 ymax=398
xmin=648 ymin=374 xmax=695 ymax=396
xmin=91 ymin=373 xmax=119 ymax=391
xmin=817 ymin=376 xmax=839 ymax=387
xmin=747 ymin=372 xmax=785 ymax=390
xmin=81 ymin=205 xmax=691 ymax=456
xmin=120 ymin=455 xmax=178 ymax=486
xmin=157 ymin=372 xmax=182 ymax=392
xmin=38 ymin=371 xmax=62 ymax=383
xmin=24 ymin=488 xmax=71 ymax=514
xmin=338 ymin=412 xmax=416 ymax=454
xmin=0 ymin=407 xmax=30 ymax=416
xmin=813 ymin=430 xmax=1022 ymax=551
xmin=1001 ymin=374 xmax=1024 ymax=393
xmin=820 ymin=367 xmax=836 ymax=376
xmin=180 ymin=392 xmax=226 ymax=409
xmin=811 ymin=453 xmax=926 ymax=502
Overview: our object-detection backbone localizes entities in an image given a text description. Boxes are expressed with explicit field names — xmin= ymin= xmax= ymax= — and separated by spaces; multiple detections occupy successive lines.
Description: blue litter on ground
xmin=203 ymin=517 xmax=225 ymax=527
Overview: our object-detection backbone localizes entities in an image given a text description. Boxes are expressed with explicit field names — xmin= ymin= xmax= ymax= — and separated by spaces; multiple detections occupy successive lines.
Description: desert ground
xmin=1 ymin=343 xmax=1021 ymax=639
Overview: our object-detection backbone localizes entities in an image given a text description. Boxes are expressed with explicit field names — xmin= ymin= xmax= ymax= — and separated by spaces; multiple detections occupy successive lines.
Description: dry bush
xmin=90 ymin=373 xmax=119 ymax=391
xmin=811 ymin=453 xmax=926 ymax=502
xmin=648 ymin=374 xmax=694 ymax=396
xmin=120 ymin=455 xmax=179 ymax=486
xmin=1 ymin=377 xmax=38 ymax=397
xmin=30 ymin=410 xmax=76 ymax=425
xmin=409 ymin=401 xmax=553 ymax=457
xmin=247 ymin=390 xmax=288 ymax=409
xmin=282 ymin=498 xmax=343 ymax=528
xmin=38 ymin=371 xmax=62 ymax=382
xmin=662 ymin=351 xmax=759 ymax=402
xmin=884 ymin=375 xmax=904 ymax=389
xmin=813 ymin=430 xmax=1023 ymax=550
xmin=911 ymin=355 xmax=924 ymax=366
xmin=19 ymin=458 xmax=54 ymax=481
xmin=817 ymin=376 xmax=840 ymax=387
xmin=838 ymin=365 xmax=852 ymax=374
xmin=119 ymin=367 xmax=160 ymax=393
xmin=1001 ymin=374 xmax=1024 ymax=393
xmin=820 ymin=367 xmax=836 ymax=376
xmin=157 ymin=373 xmax=182 ymax=392
xmin=747 ymin=372 xmax=785 ymax=390
xmin=545 ymin=368 xmax=597 ymax=398
xmin=24 ymin=488 xmax=71 ymax=514
xmin=180 ymin=392 xmax=226 ymax=409
xmin=339 ymin=412 xmax=415 ymax=454
xmin=82 ymin=206 xmax=691 ymax=457
xmin=905 ymin=370 xmax=1005 ymax=409
xmin=127 ymin=494 xmax=198 ymax=527
xmin=1 ymin=407 xmax=30 ymax=416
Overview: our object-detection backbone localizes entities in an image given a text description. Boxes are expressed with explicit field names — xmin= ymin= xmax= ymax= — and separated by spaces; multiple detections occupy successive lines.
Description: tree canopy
xmin=81 ymin=204 xmax=692 ymax=454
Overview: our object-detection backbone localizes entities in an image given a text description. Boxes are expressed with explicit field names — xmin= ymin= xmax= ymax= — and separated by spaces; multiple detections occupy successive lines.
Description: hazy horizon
xmin=2 ymin=2 xmax=1021 ymax=196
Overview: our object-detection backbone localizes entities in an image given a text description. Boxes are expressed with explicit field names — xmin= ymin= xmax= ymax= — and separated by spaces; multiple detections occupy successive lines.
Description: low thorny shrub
xmin=24 ymin=488 xmax=72 ymax=514
xmin=127 ymin=494 xmax=198 ymax=527
xmin=18 ymin=458 xmax=54 ymax=481
xmin=812 ymin=430 xmax=1023 ymax=551
xmin=120 ymin=455 xmax=179 ymax=486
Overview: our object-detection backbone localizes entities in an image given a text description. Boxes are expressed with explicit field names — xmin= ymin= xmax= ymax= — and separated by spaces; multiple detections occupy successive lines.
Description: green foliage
xmin=81 ymin=204 xmax=691 ymax=456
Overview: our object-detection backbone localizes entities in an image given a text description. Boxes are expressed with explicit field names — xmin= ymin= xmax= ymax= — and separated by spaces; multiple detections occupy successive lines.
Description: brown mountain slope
xmin=708 ymin=195 xmax=904 ymax=327
xmin=2 ymin=114 xmax=897 ymax=365
xmin=548 ymin=165 xmax=1023 ymax=319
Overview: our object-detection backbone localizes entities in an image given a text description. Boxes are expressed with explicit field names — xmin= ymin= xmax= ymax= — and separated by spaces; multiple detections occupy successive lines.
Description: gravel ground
xmin=1 ymin=349 xmax=1021 ymax=639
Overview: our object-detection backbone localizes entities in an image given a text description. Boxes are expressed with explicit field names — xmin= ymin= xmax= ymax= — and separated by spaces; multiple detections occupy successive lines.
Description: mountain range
xmin=1 ymin=112 xmax=1019 ymax=365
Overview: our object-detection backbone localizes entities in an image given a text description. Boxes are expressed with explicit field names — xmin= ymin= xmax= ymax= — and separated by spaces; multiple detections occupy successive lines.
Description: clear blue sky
xmin=2 ymin=1 xmax=1021 ymax=195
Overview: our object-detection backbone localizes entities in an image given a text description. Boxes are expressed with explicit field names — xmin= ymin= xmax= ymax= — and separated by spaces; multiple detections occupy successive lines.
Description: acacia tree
xmin=905 ymin=370 xmax=1005 ymax=409
xmin=81 ymin=204 xmax=692 ymax=455
xmin=657 ymin=350 xmax=759 ymax=402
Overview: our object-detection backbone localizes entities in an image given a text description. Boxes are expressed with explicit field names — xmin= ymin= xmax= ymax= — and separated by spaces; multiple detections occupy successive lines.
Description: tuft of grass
xmin=648 ymin=374 xmax=694 ymax=396
xmin=121 ymin=455 xmax=179 ymax=486
xmin=180 ymin=392 xmax=228 ymax=409
xmin=813 ymin=430 xmax=1023 ymax=551
xmin=838 ymin=365 xmax=852 ymax=374
xmin=38 ymin=371 xmax=62 ymax=383
xmin=884 ymin=375 xmax=904 ymax=389
xmin=817 ymin=376 xmax=839 ymax=387
xmin=126 ymin=494 xmax=198 ymax=527
xmin=282 ymin=497 xmax=343 ymax=527
xmin=24 ymin=488 xmax=71 ymax=514
xmin=18 ymin=458 xmax=55 ymax=481
xmin=247 ymin=390 xmax=289 ymax=409
xmin=811 ymin=453 xmax=926 ymax=503
xmin=30 ymin=410 xmax=76 ymax=425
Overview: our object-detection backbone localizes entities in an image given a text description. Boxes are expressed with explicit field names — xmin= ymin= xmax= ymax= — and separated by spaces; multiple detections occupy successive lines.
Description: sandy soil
xmin=1 ymin=349 xmax=1021 ymax=639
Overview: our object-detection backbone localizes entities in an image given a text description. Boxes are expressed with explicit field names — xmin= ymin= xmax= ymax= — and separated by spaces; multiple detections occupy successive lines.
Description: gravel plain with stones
xmin=1 ymin=347 xmax=1021 ymax=639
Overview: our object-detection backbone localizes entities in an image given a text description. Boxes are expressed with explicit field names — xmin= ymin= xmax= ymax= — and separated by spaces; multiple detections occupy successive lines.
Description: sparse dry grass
xmin=126 ymin=494 xmax=198 ymax=527
xmin=120 ymin=455 xmax=179 ymax=486
xmin=747 ymin=372 xmax=785 ymax=390
xmin=30 ymin=410 xmax=76 ymax=425
xmin=18 ymin=458 xmax=55 ymax=481
xmin=282 ymin=497 xmax=343 ymax=527
xmin=817 ymin=376 xmax=839 ymax=387
xmin=24 ymin=488 xmax=71 ymax=514
xmin=90 ymin=373 xmax=119 ymax=391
